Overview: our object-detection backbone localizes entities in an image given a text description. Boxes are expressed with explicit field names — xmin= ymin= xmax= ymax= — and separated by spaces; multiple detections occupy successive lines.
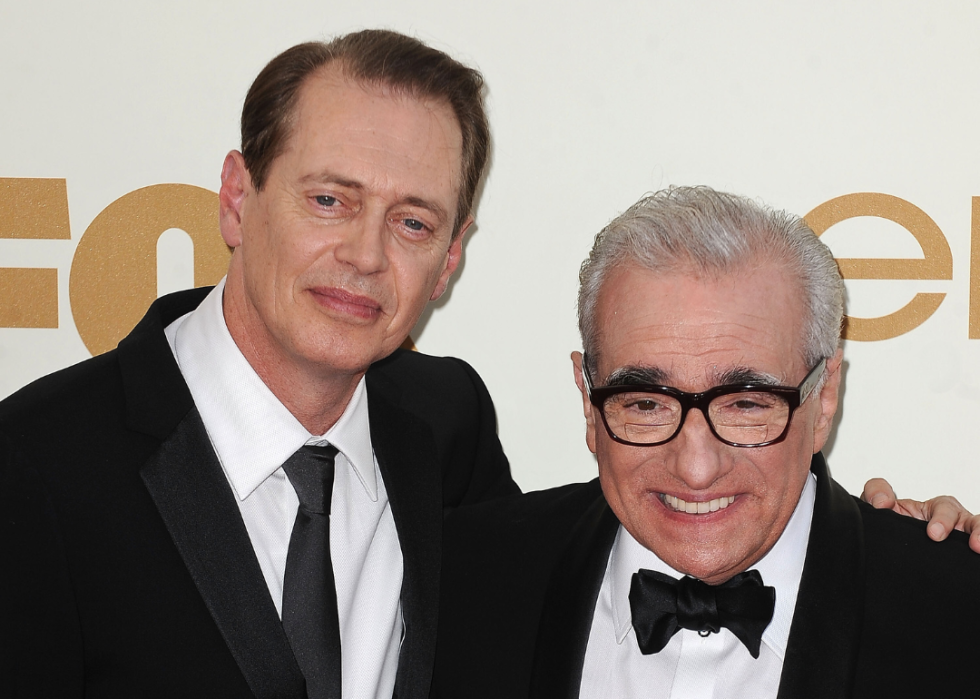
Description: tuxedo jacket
xmin=432 ymin=454 xmax=980 ymax=698
xmin=0 ymin=287 xmax=518 ymax=699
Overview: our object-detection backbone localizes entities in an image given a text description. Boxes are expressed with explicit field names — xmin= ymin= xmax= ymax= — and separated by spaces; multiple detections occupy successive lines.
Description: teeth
xmin=662 ymin=493 xmax=735 ymax=514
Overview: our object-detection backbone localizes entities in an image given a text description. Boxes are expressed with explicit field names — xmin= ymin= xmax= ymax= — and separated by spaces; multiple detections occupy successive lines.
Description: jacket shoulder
xmin=368 ymin=349 xmax=518 ymax=505
xmin=0 ymin=287 xmax=206 ymax=440
xmin=851 ymin=499 xmax=980 ymax=693
xmin=447 ymin=480 xmax=604 ymax=546
xmin=434 ymin=481 xmax=604 ymax=699
xmin=441 ymin=480 xmax=604 ymax=620
xmin=858 ymin=498 xmax=980 ymax=580
xmin=368 ymin=349 xmax=487 ymax=400
xmin=0 ymin=350 xmax=124 ymax=435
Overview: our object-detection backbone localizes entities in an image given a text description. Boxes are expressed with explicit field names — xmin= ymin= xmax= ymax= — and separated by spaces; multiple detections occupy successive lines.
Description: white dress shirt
xmin=580 ymin=474 xmax=817 ymax=699
xmin=164 ymin=280 xmax=403 ymax=699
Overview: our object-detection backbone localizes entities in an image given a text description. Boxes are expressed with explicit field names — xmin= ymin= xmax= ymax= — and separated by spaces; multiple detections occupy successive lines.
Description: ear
xmin=219 ymin=151 xmax=251 ymax=249
xmin=429 ymin=216 xmax=472 ymax=301
xmin=811 ymin=348 xmax=843 ymax=453
xmin=572 ymin=351 xmax=598 ymax=454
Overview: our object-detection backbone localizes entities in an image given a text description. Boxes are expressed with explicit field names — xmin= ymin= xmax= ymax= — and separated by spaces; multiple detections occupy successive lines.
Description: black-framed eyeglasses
xmin=583 ymin=355 xmax=827 ymax=448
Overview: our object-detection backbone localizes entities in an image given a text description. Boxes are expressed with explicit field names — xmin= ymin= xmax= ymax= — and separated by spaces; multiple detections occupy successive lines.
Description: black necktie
xmin=629 ymin=568 xmax=775 ymax=658
xmin=281 ymin=444 xmax=342 ymax=699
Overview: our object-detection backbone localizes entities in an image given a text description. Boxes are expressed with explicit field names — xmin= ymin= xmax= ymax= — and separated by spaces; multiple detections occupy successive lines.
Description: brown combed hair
xmin=240 ymin=29 xmax=491 ymax=238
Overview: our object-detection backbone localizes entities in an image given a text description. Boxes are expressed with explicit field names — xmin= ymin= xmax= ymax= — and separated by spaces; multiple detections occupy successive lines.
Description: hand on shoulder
xmin=862 ymin=478 xmax=980 ymax=553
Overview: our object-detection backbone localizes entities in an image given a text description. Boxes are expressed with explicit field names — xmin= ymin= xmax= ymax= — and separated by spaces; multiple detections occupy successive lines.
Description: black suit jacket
xmin=0 ymin=287 xmax=518 ymax=699
xmin=432 ymin=454 xmax=980 ymax=698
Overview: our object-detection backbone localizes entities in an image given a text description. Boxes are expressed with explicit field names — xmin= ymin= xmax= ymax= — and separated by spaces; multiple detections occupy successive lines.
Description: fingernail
xmin=872 ymin=494 xmax=887 ymax=508
xmin=928 ymin=522 xmax=944 ymax=539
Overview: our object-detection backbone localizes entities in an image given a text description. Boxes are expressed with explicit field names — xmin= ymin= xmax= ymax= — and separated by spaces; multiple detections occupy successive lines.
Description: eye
xmin=403 ymin=218 xmax=426 ymax=231
xmin=716 ymin=393 xmax=780 ymax=412
xmin=626 ymin=398 xmax=662 ymax=412
xmin=314 ymin=195 xmax=338 ymax=207
xmin=732 ymin=399 xmax=768 ymax=410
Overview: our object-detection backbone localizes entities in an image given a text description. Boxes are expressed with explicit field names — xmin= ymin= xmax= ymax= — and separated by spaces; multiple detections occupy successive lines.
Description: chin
xmin=294 ymin=333 xmax=385 ymax=373
xmin=671 ymin=552 xmax=745 ymax=584
xmin=643 ymin=524 xmax=755 ymax=583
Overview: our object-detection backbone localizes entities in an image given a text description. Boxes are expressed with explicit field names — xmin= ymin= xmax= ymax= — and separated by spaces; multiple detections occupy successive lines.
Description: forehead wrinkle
xmin=617 ymin=314 xmax=781 ymax=345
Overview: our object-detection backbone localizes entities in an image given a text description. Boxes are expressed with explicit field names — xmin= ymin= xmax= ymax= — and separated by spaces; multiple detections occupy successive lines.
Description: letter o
xmin=69 ymin=184 xmax=229 ymax=355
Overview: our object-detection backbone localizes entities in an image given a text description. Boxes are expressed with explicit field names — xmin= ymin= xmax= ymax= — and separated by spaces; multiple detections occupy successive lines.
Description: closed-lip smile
xmin=310 ymin=286 xmax=382 ymax=319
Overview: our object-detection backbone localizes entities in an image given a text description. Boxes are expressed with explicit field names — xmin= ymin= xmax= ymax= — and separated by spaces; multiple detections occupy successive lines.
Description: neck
xmin=247 ymin=350 xmax=363 ymax=436
xmin=222 ymin=283 xmax=365 ymax=436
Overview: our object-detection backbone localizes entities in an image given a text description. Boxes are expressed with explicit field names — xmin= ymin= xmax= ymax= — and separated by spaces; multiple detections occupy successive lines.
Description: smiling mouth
xmin=660 ymin=493 xmax=736 ymax=514
xmin=310 ymin=287 xmax=382 ymax=319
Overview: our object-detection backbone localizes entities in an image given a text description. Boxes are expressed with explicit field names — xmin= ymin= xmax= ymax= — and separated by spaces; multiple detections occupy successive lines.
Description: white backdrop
xmin=3 ymin=1 xmax=979 ymax=509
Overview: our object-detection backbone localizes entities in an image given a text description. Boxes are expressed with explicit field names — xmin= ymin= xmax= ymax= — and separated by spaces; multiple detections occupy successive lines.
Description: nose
xmin=668 ymin=407 xmax=728 ymax=490
xmin=333 ymin=208 xmax=389 ymax=275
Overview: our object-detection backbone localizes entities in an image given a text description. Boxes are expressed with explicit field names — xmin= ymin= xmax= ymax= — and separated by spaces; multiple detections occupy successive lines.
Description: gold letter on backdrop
xmin=970 ymin=197 xmax=980 ymax=339
xmin=0 ymin=178 xmax=71 ymax=328
xmin=69 ymin=184 xmax=230 ymax=355
xmin=805 ymin=192 xmax=952 ymax=341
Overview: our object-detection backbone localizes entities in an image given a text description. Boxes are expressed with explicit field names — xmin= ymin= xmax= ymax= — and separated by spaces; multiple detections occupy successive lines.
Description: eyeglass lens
xmin=602 ymin=390 xmax=791 ymax=446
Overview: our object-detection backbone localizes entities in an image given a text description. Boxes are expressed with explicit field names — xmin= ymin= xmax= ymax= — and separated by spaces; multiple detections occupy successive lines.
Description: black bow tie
xmin=628 ymin=568 xmax=775 ymax=659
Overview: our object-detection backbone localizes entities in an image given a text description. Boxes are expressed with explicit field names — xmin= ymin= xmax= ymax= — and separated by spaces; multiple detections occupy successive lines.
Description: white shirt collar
xmin=164 ymin=279 xmax=379 ymax=502
xmin=608 ymin=472 xmax=817 ymax=660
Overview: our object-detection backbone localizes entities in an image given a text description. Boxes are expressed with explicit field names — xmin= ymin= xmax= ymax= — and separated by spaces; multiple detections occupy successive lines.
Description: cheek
xmin=596 ymin=440 xmax=651 ymax=508
xmin=752 ymin=451 xmax=812 ymax=523
xmin=392 ymin=255 xmax=445 ymax=309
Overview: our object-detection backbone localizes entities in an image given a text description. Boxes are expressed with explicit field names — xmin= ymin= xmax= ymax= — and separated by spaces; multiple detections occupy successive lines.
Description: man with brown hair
xmin=1 ymin=30 xmax=514 ymax=699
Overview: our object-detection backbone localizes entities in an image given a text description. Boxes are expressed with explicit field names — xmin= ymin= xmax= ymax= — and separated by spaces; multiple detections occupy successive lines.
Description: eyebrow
xmin=717 ymin=367 xmax=782 ymax=386
xmin=603 ymin=365 xmax=782 ymax=388
xmin=402 ymin=195 xmax=450 ymax=224
xmin=605 ymin=366 xmax=670 ymax=386
xmin=300 ymin=172 xmax=451 ymax=224
xmin=301 ymin=172 xmax=365 ymax=190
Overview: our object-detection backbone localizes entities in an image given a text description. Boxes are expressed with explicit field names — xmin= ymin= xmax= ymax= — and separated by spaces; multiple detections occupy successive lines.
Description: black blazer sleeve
xmin=2 ymin=431 xmax=85 ymax=698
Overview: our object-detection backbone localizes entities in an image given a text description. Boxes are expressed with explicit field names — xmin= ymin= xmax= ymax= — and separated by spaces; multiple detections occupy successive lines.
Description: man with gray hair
xmin=431 ymin=186 xmax=980 ymax=698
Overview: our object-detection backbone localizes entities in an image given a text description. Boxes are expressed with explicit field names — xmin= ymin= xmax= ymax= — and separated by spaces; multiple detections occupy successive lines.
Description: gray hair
xmin=578 ymin=186 xmax=844 ymax=377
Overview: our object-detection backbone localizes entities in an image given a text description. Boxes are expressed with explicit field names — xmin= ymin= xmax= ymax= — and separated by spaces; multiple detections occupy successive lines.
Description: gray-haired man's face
xmin=572 ymin=261 xmax=842 ymax=584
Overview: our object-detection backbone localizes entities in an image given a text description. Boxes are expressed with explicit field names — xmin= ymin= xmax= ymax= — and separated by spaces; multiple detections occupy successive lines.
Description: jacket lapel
xmin=366 ymin=373 xmax=442 ymax=699
xmin=140 ymin=407 xmax=306 ymax=699
xmin=529 ymin=492 xmax=620 ymax=699
xmin=119 ymin=290 xmax=305 ymax=699
xmin=776 ymin=453 xmax=865 ymax=699
xmin=116 ymin=288 xmax=207 ymax=440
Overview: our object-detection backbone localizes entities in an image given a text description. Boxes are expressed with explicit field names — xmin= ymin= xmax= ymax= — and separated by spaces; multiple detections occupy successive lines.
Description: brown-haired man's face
xmin=219 ymin=63 xmax=469 ymax=381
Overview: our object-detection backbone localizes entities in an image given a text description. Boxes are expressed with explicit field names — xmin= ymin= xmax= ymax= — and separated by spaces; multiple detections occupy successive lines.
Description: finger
xmin=862 ymin=478 xmax=897 ymax=509
xmin=971 ymin=527 xmax=980 ymax=555
xmin=923 ymin=498 xmax=963 ymax=541
xmin=927 ymin=519 xmax=951 ymax=541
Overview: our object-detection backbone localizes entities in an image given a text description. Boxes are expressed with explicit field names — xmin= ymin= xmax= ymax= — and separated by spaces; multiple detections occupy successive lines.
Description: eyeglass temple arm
xmin=799 ymin=358 xmax=827 ymax=403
